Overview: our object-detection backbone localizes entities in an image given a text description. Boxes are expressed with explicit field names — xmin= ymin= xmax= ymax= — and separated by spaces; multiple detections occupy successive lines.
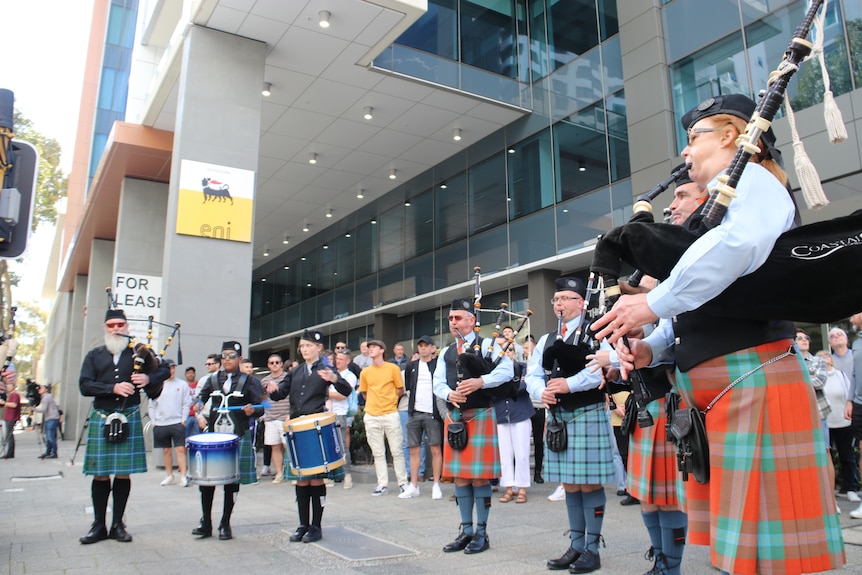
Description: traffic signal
xmin=0 ymin=89 xmax=37 ymax=259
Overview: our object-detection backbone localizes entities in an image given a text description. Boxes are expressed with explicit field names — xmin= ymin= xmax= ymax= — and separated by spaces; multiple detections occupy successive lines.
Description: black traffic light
xmin=0 ymin=88 xmax=37 ymax=259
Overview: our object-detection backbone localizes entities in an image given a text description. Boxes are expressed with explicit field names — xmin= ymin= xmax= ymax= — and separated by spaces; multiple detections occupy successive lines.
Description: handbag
xmin=447 ymin=420 xmax=468 ymax=450
xmin=668 ymin=406 xmax=709 ymax=484
xmin=619 ymin=394 xmax=637 ymax=436
xmin=546 ymin=408 xmax=567 ymax=452
xmin=104 ymin=412 xmax=129 ymax=443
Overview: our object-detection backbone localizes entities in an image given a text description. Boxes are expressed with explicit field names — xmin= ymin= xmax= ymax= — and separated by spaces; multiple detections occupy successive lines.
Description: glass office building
xmin=249 ymin=0 xmax=862 ymax=354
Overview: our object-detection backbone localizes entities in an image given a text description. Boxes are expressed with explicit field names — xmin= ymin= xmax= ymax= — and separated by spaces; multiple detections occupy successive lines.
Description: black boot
xmin=443 ymin=523 xmax=474 ymax=552
xmin=80 ymin=522 xmax=108 ymax=544
xmin=110 ymin=477 xmax=131 ymax=542
xmin=191 ymin=518 xmax=212 ymax=538
xmin=194 ymin=486 xmax=215 ymax=537
xmin=80 ymin=479 xmax=110 ymax=544
xmin=547 ymin=547 xmax=581 ymax=570
xmin=108 ymin=521 xmax=133 ymax=542
xmin=219 ymin=485 xmax=237 ymax=540
xmin=302 ymin=525 xmax=322 ymax=543
xmin=289 ymin=525 xmax=308 ymax=542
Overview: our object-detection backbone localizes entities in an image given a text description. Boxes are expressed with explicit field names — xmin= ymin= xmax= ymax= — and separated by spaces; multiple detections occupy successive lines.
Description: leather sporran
xmin=546 ymin=411 xmax=567 ymax=453
xmin=668 ymin=407 xmax=709 ymax=484
xmin=620 ymin=394 xmax=637 ymax=436
xmin=447 ymin=421 xmax=468 ymax=451
xmin=104 ymin=412 xmax=129 ymax=443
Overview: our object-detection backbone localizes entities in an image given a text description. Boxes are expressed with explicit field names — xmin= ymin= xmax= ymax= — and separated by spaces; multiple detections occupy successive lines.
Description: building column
xmin=160 ymin=26 xmax=265 ymax=366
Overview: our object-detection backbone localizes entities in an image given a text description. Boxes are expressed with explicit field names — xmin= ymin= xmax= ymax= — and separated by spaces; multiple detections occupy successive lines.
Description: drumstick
xmin=216 ymin=401 xmax=271 ymax=412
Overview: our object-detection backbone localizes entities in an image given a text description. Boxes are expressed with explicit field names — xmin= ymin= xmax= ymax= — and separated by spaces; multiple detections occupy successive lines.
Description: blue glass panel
xmin=396 ymin=0 xmax=458 ymax=59
xmin=404 ymin=253 xmax=435 ymax=298
xmin=468 ymin=153 xmax=507 ymax=234
xmin=355 ymin=220 xmax=378 ymax=278
xmin=663 ymin=0 xmax=741 ymax=62
xmin=598 ymin=0 xmax=618 ymax=40
xmin=556 ymin=187 xmax=614 ymax=253
xmin=555 ymin=105 xmax=610 ymax=202
xmin=434 ymin=241 xmax=468 ymax=289
xmin=601 ymin=36 xmax=623 ymax=96
xmin=318 ymin=244 xmax=336 ymax=292
xmin=379 ymin=204 xmax=403 ymax=269
xmin=435 ymin=172 xmax=468 ymax=247
xmin=404 ymin=189 xmax=434 ymax=259
xmin=460 ymin=65 xmax=523 ymax=105
xmin=468 ymin=227 xmax=508 ymax=274
xmin=378 ymin=265 xmax=404 ymax=306
xmin=460 ymin=0 xmax=518 ymax=79
xmin=606 ymin=90 xmax=630 ymax=182
xmin=509 ymin=208 xmax=556 ymax=266
xmin=389 ymin=44 xmax=459 ymax=88
xmin=333 ymin=284 xmax=354 ymax=320
xmin=548 ymin=0 xmax=599 ymax=70
xmin=354 ymin=276 xmax=377 ymax=313
xmin=507 ymin=128 xmax=554 ymax=220
xmin=335 ymin=233 xmax=355 ymax=287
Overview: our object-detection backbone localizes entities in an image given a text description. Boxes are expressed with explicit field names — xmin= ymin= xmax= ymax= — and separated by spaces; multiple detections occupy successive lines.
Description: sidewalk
xmin=1 ymin=428 xmax=859 ymax=574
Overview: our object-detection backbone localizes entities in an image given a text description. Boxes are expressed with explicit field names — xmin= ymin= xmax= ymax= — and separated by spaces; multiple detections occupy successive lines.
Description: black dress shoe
xmin=534 ymin=472 xmax=545 ymax=484
xmin=569 ymin=550 xmax=601 ymax=573
xmin=443 ymin=530 xmax=473 ymax=552
xmin=38 ymin=453 xmax=48 ymax=460
xmin=218 ymin=524 xmax=233 ymax=540
xmin=289 ymin=525 xmax=308 ymax=542
xmin=79 ymin=522 xmax=108 ymax=544
xmin=464 ymin=532 xmax=490 ymax=554
xmin=108 ymin=522 xmax=133 ymax=542
xmin=547 ymin=547 xmax=581 ymax=570
xmin=191 ymin=519 xmax=212 ymax=538
xmin=620 ymin=494 xmax=640 ymax=506
xmin=616 ymin=489 xmax=628 ymax=496
xmin=46 ymin=453 xmax=57 ymax=459
xmin=302 ymin=525 xmax=322 ymax=543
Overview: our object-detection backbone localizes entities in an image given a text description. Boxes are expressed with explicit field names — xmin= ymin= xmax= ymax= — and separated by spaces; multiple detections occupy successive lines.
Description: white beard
xmin=104 ymin=333 xmax=128 ymax=356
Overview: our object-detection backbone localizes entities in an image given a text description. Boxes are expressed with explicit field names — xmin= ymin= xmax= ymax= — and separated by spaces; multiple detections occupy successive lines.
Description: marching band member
xmin=267 ymin=329 xmax=352 ymax=543
xmin=432 ymin=298 xmax=513 ymax=555
xmin=594 ymin=94 xmax=844 ymax=575
xmin=525 ymin=278 xmax=614 ymax=574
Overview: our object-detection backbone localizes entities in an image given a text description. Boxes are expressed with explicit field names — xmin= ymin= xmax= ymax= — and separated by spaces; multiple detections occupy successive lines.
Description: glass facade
xmin=88 ymin=0 xmax=139 ymax=193
xmin=251 ymin=0 xmax=627 ymax=346
xmin=665 ymin=0 xmax=861 ymax=152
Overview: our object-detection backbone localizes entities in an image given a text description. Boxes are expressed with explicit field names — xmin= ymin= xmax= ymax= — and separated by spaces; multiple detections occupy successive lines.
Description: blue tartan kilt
xmin=544 ymin=402 xmax=616 ymax=485
xmin=83 ymin=407 xmax=148 ymax=476
xmin=238 ymin=433 xmax=257 ymax=485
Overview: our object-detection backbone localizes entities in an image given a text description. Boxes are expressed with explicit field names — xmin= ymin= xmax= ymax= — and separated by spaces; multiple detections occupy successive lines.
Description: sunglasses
xmin=105 ymin=321 xmax=127 ymax=328
xmin=268 ymin=360 xmax=282 ymax=365
xmin=205 ymin=362 xmax=217 ymax=366
xmin=221 ymin=352 xmax=239 ymax=360
xmin=448 ymin=315 xmax=469 ymax=322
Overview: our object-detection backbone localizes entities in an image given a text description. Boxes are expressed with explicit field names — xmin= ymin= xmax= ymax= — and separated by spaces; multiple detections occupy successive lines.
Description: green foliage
xmin=8 ymin=300 xmax=47 ymax=383
xmin=790 ymin=19 xmax=860 ymax=110
xmin=11 ymin=110 xmax=67 ymax=231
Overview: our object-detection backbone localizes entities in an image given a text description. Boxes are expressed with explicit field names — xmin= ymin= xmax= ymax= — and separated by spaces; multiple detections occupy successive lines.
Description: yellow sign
xmin=176 ymin=159 xmax=255 ymax=242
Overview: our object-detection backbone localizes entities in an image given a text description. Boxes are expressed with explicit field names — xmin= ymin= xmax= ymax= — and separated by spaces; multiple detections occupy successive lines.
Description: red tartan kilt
xmin=443 ymin=408 xmax=500 ymax=479
xmin=627 ymin=401 xmax=679 ymax=506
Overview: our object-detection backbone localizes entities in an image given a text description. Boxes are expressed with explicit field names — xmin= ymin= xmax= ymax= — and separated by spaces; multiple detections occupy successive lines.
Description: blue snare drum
xmin=187 ymin=433 xmax=239 ymax=485
xmin=284 ymin=412 xmax=345 ymax=477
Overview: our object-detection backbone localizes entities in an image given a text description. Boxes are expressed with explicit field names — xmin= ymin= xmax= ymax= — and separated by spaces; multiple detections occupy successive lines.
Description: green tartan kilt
xmin=83 ymin=407 xmax=147 ymax=476
xmin=544 ymin=402 xmax=615 ymax=485
xmin=237 ymin=433 xmax=257 ymax=485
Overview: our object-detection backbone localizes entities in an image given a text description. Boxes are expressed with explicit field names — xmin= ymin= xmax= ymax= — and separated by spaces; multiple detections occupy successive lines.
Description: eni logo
xmin=791 ymin=233 xmax=862 ymax=260
xmin=202 ymin=177 xmax=233 ymax=205
xmin=199 ymin=223 xmax=231 ymax=239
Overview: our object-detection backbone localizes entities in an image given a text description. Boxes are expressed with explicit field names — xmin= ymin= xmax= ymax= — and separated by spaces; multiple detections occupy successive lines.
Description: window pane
xmin=405 ymin=188 xmax=434 ymax=258
xmin=379 ymin=204 xmax=403 ymax=269
xmin=598 ymin=0 xmax=618 ymax=40
xmin=461 ymin=0 xmax=518 ymax=78
xmin=378 ymin=265 xmax=404 ymax=306
xmin=607 ymin=90 xmax=630 ymax=182
xmin=413 ymin=308 xmax=440 ymax=339
xmin=847 ymin=0 xmax=862 ymax=88
xmin=335 ymin=234 xmax=355 ymax=287
xmin=548 ymin=0 xmax=599 ymax=70
xmin=663 ymin=0 xmax=741 ymax=62
xmin=355 ymin=220 xmax=378 ymax=278
xmin=354 ymin=276 xmax=377 ymax=313
xmin=299 ymin=252 xmax=318 ymax=300
xmin=404 ymin=253 xmax=435 ymax=298
xmin=396 ymin=0 xmax=458 ymax=59
xmin=333 ymin=284 xmax=354 ymax=320
xmin=434 ymin=240 xmax=468 ymax=289
xmin=435 ymin=172 xmax=468 ymax=247
xmin=469 ymin=154 xmax=507 ymax=234
xmin=468 ymin=227 xmax=508 ymax=275
xmin=509 ymin=207 xmax=556 ymax=266
xmin=556 ymin=186 xmax=614 ymax=253
xmin=318 ymin=244 xmax=336 ymax=292
xmin=508 ymin=129 xmax=554 ymax=220
xmin=555 ymin=104 xmax=610 ymax=202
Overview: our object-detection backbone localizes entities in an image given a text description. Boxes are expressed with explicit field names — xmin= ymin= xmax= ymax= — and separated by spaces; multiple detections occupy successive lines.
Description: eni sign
xmin=176 ymin=159 xmax=254 ymax=243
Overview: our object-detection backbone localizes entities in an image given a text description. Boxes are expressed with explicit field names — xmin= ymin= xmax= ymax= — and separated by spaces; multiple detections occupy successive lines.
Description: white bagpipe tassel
xmin=812 ymin=0 xmax=848 ymax=143
xmin=784 ymin=95 xmax=829 ymax=209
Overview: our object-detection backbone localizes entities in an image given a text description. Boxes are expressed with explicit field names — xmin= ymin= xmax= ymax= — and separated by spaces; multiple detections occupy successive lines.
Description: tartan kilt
xmin=83 ymin=407 xmax=147 ymax=476
xmin=443 ymin=407 xmax=500 ymax=479
xmin=285 ymin=462 xmax=345 ymax=482
xmin=237 ymin=433 xmax=257 ymax=485
xmin=544 ymin=402 xmax=615 ymax=485
xmin=674 ymin=339 xmax=844 ymax=575
xmin=627 ymin=397 xmax=679 ymax=506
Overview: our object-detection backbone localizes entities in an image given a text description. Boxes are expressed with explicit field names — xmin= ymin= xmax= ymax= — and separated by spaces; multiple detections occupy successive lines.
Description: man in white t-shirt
xmin=333 ymin=350 xmax=358 ymax=489
xmin=149 ymin=360 xmax=192 ymax=487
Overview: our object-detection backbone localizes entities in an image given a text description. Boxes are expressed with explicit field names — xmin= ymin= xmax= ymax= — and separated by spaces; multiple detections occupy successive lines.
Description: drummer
xmin=267 ymin=329 xmax=353 ymax=543
xmin=193 ymin=341 xmax=263 ymax=541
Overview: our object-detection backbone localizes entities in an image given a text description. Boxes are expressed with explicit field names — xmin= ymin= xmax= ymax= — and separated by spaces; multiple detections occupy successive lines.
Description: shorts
xmin=153 ymin=423 xmax=186 ymax=449
xmin=407 ymin=411 xmax=443 ymax=447
xmin=264 ymin=419 xmax=287 ymax=446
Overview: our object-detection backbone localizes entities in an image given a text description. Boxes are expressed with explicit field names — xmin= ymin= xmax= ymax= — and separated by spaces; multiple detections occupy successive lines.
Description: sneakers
xmin=399 ymin=484 xmax=421 ymax=499
xmin=272 ymin=474 xmax=284 ymax=484
xmin=343 ymin=474 xmax=353 ymax=489
xmin=548 ymin=485 xmax=566 ymax=502
xmin=372 ymin=485 xmax=389 ymax=496
xmin=160 ymin=474 xmax=175 ymax=486
xmin=432 ymin=482 xmax=443 ymax=500
xmin=850 ymin=503 xmax=862 ymax=519
xmin=260 ymin=465 xmax=272 ymax=477
xmin=180 ymin=476 xmax=189 ymax=488
xmin=847 ymin=491 xmax=861 ymax=502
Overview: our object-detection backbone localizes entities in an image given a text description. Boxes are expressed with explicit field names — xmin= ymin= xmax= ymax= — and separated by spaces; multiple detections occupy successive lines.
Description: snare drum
xmin=187 ymin=433 xmax=239 ymax=485
xmin=284 ymin=412 xmax=345 ymax=477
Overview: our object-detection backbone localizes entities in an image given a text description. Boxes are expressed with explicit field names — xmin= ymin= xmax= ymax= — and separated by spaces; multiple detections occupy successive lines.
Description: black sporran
xmin=668 ymin=407 xmax=709 ymax=484
xmin=104 ymin=412 xmax=129 ymax=444
xmin=447 ymin=421 xmax=468 ymax=450
xmin=546 ymin=411 xmax=567 ymax=452
xmin=620 ymin=394 xmax=637 ymax=436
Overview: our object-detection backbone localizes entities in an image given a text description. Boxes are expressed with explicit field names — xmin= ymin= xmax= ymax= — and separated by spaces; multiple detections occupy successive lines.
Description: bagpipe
xmin=589 ymin=0 xmax=860 ymax=325
xmin=451 ymin=267 xmax=532 ymax=410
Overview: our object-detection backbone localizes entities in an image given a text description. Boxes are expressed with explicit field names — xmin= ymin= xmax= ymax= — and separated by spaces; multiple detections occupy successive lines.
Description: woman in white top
xmin=818 ymin=350 xmax=855 ymax=499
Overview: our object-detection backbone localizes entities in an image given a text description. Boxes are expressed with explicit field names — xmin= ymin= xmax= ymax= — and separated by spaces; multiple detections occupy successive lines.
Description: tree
xmin=12 ymin=110 xmax=67 ymax=231
xmin=7 ymin=299 xmax=47 ymax=382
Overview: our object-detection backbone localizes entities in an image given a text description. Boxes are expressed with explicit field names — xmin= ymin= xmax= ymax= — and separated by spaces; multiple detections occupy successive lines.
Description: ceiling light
xmin=440 ymin=182 xmax=447 ymax=189
xmin=302 ymin=222 xmax=310 ymax=232
xmin=282 ymin=235 xmax=289 ymax=245
xmin=389 ymin=168 xmax=397 ymax=180
xmin=301 ymin=256 xmax=307 ymax=261
xmin=356 ymin=188 xmax=365 ymax=199
xmin=261 ymin=278 xmax=267 ymax=282
xmin=404 ymin=200 xmax=411 ymax=207
xmin=508 ymin=148 xmax=516 ymax=154
xmin=370 ymin=218 xmax=377 ymax=224
xmin=319 ymin=10 xmax=330 ymax=28
xmin=322 ymin=244 xmax=329 ymax=249
xmin=284 ymin=265 xmax=290 ymax=270
xmin=263 ymin=245 xmax=270 ymax=257
xmin=578 ymin=161 xmax=586 ymax=172
xmin=309 ymin=153 xmax=317 ymax=164
xmin=326 ymin=208 xmax=333 ymax=218
xmin=363 ymin=106 xmax=373 ymax=120
xmin=345 ymin=233 xmax=351 ymax=238
xmin=452 ymin=128 xmax=462 ymax=141
xmin=261 ymin=82 xmax=272 ymax=97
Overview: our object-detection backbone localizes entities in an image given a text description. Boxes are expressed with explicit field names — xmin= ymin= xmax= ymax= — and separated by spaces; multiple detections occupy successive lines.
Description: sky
xmin=4 ymin=0 xmax=95 ymax=305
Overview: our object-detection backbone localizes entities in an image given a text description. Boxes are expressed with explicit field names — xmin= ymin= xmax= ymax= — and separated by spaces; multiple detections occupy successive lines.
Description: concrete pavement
xmin=1 ymin=428 xmax=860 ymax=574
